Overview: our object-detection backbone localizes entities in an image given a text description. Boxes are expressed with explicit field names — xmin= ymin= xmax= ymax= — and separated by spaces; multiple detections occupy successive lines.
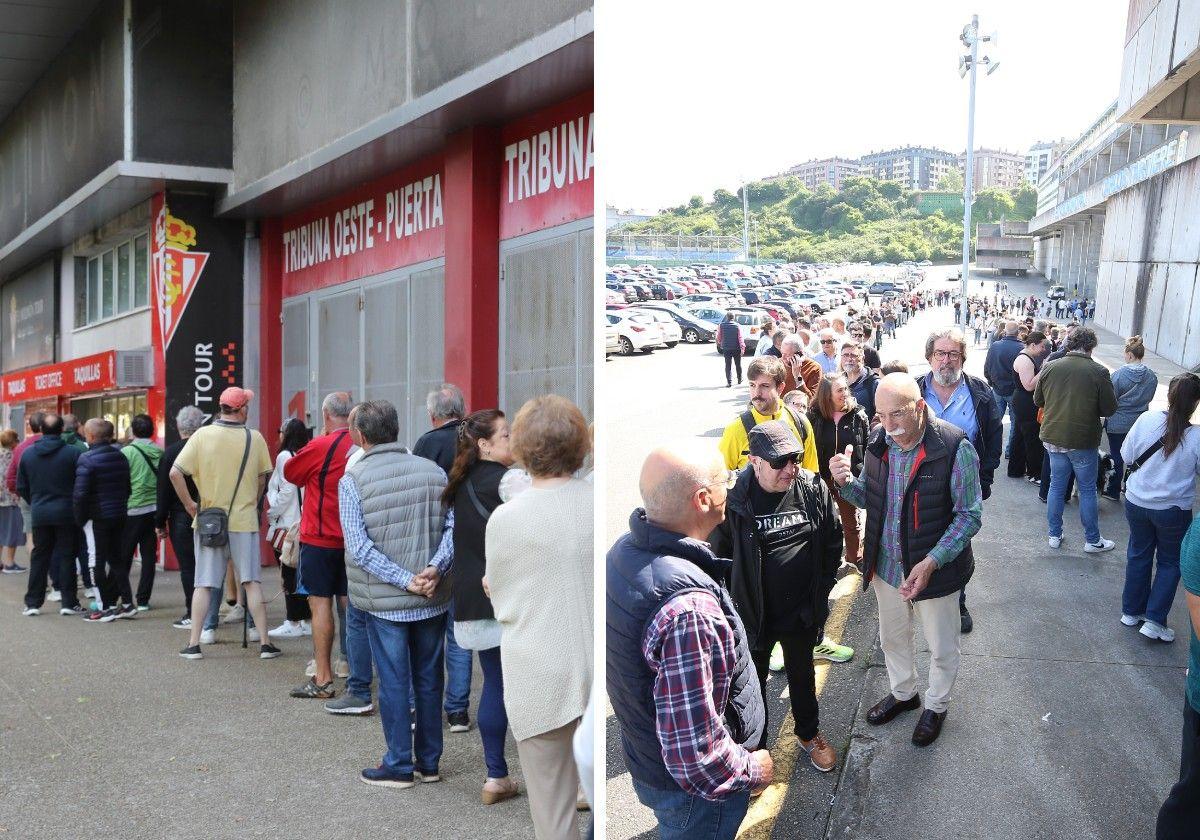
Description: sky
xmin=599 ymin=0 xmax=1128 ymax=211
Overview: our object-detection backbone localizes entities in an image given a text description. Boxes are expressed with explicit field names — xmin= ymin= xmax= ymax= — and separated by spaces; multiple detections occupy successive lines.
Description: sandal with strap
xmin=481 ymin=778 xmax=520 ymax=805
xmin=290 ymin=677 xmax=336 ymax=699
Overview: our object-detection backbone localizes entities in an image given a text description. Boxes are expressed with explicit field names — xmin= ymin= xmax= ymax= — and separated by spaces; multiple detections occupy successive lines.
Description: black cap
xmin=746 ymin=420 xmax=802 ymax=461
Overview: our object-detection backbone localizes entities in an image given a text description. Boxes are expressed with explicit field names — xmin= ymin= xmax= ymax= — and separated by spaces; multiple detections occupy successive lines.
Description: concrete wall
xmin=1118 ymin=0 xmax=1200 ymax=121
xmin=1095 ymin=154 xmax=1200 ymax=367
xmin=230 ymin=0 xmax=589 ymax=192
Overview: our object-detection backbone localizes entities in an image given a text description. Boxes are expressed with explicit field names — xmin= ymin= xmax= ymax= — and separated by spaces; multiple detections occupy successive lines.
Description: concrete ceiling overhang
xmin=0 ymin=0 xmax=104 ymax=123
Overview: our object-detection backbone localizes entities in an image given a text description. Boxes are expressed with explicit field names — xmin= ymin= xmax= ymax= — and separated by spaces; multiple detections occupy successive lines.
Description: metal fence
xmin=605 ymin=232 xmax=744 ymax=263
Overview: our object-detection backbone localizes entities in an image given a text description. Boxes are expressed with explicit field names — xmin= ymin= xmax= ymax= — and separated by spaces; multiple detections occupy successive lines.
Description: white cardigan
xmin=265 ymin=449 xmax=301 ymax=537
xmin=485 ymin=477 xmax=593 ymax=741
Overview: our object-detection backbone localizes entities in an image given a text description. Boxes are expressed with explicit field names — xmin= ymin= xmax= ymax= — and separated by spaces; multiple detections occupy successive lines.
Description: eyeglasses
xmin=767 ymin=453 xmax=802 ymax=470
xmin=820 ymin=339 xmax=835 ymax=345
xmin=700 ymin=470 xmax=737 ymax=492
xmin=932 ymin=350 xmax=963 ymax=361
xmin=880 ymin=403 xmax=915 ymax=422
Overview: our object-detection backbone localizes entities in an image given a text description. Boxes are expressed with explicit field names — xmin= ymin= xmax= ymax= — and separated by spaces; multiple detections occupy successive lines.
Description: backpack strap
xmin=739 ymin=410 xmax=755 ymax=436
xmin=465 ymin=479 xmax=493 ymax=521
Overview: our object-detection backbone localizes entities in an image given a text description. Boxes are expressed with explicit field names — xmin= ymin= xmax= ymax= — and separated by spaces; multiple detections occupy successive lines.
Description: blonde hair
xmin=0 ymin=429 xmax=17 ymax=449
xmin=511 ymin=395 xmax=590 ymax=478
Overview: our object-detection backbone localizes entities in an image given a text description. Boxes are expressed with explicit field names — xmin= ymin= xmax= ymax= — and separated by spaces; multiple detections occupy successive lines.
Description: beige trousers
xmin=516 ymin=718 xmax=582 ymax=840
xmin=871 ymin=576 xmax=961 ymax=713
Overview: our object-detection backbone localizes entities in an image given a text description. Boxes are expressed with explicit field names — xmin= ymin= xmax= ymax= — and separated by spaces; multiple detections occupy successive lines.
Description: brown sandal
xmin=481 ymin=778 xmax=520 ymax=805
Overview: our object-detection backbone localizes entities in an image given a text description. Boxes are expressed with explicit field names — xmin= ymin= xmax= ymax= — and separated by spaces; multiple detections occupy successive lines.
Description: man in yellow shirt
xmin=719 ymin=356 xmax=818 ymax=474
xmin=717 ymin=356 xmax=854 ymax=666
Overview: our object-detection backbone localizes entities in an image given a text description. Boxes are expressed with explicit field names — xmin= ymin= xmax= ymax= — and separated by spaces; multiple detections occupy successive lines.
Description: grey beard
xmin=933 ymin=368 xmax=962 ymax=387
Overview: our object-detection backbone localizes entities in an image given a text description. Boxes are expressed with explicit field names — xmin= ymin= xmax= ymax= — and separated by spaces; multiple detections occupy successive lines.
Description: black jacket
xmin=155 ymin=438 xmax=198 ymax=528
xmin=983 ymin=335 xmax=1023 ymax=397
xmin=17 ymin=435 xmax=82 ymax=527
xmin=847 ymin=371 xmax=879 ymax=424
xmin=413 ymin=420 xmax=462 ymax=476
xmin=807 ymin=407 xmax=869 ymax=484
xmin=451 ymin=460 xmax=507 ymax=622
xmin=710 ymin=467 xmax=842 ymax=650
xmin=73 ymin=443 xmax=132 ymax=525
xmin=916 ymin=371 xmax=1002 ymax=498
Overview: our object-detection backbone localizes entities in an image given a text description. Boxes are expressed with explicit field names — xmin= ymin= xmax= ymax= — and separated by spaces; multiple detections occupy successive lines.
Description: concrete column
xmin=1084 ymin=215 xmax=1104 ymax=299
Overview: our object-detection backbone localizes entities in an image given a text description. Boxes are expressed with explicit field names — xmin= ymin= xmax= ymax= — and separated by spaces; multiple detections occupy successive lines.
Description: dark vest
xmin=861 ymin=415 xmax=975 ymax=601
xmin=606 ymin=510 xmax=765 ymax=791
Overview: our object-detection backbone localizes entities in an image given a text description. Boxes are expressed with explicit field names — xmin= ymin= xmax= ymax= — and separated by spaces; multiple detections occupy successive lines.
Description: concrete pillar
xmin=1084 ymin=215 xmax=1104 ymax=299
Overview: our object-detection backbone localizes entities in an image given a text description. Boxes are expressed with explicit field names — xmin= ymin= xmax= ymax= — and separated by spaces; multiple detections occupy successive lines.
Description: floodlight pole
xmin=741 ymin=178 xmax=750 ymax=263
xmin=960 ymin=14 xmax=979 ymax=322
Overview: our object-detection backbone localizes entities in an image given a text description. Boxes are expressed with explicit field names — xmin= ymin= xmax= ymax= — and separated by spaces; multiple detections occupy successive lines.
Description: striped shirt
xmin=338 ymin=475 xmax=454 ymax=623
xmin=642 ymin=591 xmax=763 ymax=800
xmin=840 ymin=435 xmax=982 ymax=588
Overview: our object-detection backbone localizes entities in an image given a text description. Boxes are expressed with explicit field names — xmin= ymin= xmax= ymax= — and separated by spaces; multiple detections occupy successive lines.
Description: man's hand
xmin=829 ymin=445 xmax=853 ymax=487
xmin=415 ymin=567 xmax=441 ymax=598
xmin=750 ymin=749 xmax=774 ymax=793
xmin=183 ymin=500 xmax=198 ymax=519
xmin=155 ymin=526 xmax=167 ymax=541
xmin=898 ymin=557 xmax=937 ymax=601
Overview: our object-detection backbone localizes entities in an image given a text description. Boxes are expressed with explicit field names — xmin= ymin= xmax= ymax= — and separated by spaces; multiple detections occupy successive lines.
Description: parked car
xmin=605 ymin=323 xmax=621 ymax=356
xmin=637 ymin=303 xmax=717 ymax=344
xmin=1047 ymin=284 xmax=1067 ymax=300
xmin=630 ymin=308 xmax=682 ymax=347
xmin=607 ymin=311 xmax=667 ymax=355
xmin=868 ymin=281 xmax=899 ymax=295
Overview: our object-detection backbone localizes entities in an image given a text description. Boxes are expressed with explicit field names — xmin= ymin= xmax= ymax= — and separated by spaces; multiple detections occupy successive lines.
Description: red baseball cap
xmin=219 ymin=386 xmax=255 ymax=409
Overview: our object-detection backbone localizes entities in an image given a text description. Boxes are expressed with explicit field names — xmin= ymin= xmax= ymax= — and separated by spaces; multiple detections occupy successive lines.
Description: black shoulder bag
xmin=1122 ymin=436 xmax=1165 ymax=492
xmin=196 ymin=428 xmax=251 ymax=548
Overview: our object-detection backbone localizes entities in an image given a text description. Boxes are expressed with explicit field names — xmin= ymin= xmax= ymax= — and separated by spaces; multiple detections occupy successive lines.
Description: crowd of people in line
xmin=607 ymin=285 xmax=1200 ymax=839
xmin=3 ymin=385 xmax=595 ymax=840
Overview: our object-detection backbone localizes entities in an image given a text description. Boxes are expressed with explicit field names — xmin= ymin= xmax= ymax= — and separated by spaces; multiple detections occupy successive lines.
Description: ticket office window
xmin=500 ymin=223 xmax=593 ymax=421
xmin=282 ymin=260 xmax=445 ymax=448
xmin=70 ymin=393 xmax=148 ymax=441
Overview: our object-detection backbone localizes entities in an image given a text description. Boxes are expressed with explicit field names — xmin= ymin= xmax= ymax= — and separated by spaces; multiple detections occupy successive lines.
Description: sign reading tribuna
xmin=150 ymin=191 xmax=246 ymax=444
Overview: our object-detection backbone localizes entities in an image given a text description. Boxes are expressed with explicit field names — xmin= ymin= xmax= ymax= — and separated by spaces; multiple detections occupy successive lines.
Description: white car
xmin=630 ymin=308 xmax=682 ymax=347
xmin=1048 ymin=284 xmax=1067 ymax=300
xmin=607 ymin=311 xmax=666 ymax=355
xmin=605 ymin=323 xmax=621 ymax=356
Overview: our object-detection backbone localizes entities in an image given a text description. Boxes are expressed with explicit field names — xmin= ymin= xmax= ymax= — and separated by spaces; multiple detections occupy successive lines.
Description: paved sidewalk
xmin=0 ymin=560 xmax=587 ymax=838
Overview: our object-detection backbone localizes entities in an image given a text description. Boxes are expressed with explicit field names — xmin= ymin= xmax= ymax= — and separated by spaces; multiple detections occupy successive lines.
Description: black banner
xmin=1 ymin=260 xmax=57 ymax=373
xmin=160 ymin=191 xmax=244 ymax=444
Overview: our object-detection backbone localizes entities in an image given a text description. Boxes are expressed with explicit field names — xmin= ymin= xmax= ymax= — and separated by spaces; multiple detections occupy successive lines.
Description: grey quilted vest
xmin=342 ymin=443 xmax=450 ymax=613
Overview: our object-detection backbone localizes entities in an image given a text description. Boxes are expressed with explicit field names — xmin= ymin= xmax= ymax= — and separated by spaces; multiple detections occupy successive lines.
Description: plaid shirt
xmin=840 ymin=435 xmax=982 ymax=588
xmin=338 ymin=474 xmax=454 ymax=623
xmin=641 ymin=591 xmax=763 ymax=800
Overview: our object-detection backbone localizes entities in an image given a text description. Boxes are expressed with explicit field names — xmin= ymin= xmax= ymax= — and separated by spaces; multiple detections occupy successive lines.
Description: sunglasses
xmin=820 ymin=339 xmax=835 ymax=345
xmin=767 ymin=453 xmax=802 ymax=470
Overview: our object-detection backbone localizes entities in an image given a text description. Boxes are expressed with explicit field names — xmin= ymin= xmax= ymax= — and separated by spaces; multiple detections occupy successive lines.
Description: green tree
xmin=1010 ymin=183 xmax=1037 ymax=220
xmin=972 ymin=187 xmax=1016 ymax=223
xmin=937 ymin=170 xmax=964 ymax=192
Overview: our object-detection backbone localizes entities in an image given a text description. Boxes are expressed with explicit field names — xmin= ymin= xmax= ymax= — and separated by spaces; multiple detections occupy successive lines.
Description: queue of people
xmin=2 ymin=383 xmax=594 ymax=840
xmin=611 ymin=285 xmax=1200 ymax=840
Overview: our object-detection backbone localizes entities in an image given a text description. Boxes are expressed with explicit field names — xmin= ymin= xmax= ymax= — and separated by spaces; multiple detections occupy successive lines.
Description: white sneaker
xmin=268 ymin=620 xmax=305 ymax=639
xmin=199 ymin=628 xmax=216 ymax=645
xmin=300 ymin=620 xmax=312 ymax=636
xmin=1120 ymin=614 xmax=1145 ymax=627
xmin=305 ymin=658 xmax=317 ymax=677
xmin=1084 ymin=538 xmax=1116 ymax=554
xmin=221 ymin=603 xmax=245 ymax=624
xmin=47 ymin=589 xmax=62 ymax=603
xmin=247 ymin=627 xmax=261 ymax=642
xmin=334 ymin=658 xmax=350 ymax=679
xmin=1140 ymin=620 xmax=1175 ymax=643
xmin=1048 ymin=535 xmax=1063 ymax=549
xmin=21 ymin=606 xmax=39 ymax=616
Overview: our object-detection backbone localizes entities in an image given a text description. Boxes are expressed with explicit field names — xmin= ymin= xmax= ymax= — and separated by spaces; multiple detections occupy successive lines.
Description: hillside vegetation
xmin=621 ymin=175 xmax=1038 ymax=264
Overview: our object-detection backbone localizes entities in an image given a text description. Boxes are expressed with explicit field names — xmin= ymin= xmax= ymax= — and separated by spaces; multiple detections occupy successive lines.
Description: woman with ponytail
xmin=1120 ymin=373 xmax=1200 ymax=642
xmin=442 ymin=409 xmax=520 ymax=805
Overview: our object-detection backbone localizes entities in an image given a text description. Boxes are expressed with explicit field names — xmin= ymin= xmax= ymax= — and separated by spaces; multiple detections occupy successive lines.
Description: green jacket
xmin=62 ymin=431 xmax=88 ymax=452
xmin=1033 ymin=352 xmax=1118 ymax=450
xmin=123 ymin=440 xmax=163 ymax=511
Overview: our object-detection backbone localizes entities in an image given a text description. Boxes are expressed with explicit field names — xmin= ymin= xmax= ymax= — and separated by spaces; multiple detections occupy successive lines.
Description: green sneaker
xmin=768 ymin=642 xmax=784 ymax=672
xmin=813 ymin=639 xmax=853 ymax=663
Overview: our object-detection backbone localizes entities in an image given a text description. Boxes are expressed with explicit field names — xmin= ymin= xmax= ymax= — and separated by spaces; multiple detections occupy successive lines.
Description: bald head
xmin=640 ymin=444 xmax=727 ymax=538
xmin=877 ymin=372 xmax=921 ymax=403
xmin=1004 ymin=320 xmax=1019 ymax=336
xmin=876 ymin=373 xmax=925 ymax=448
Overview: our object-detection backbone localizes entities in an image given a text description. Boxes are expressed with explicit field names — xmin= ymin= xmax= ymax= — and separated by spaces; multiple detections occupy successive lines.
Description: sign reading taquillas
xmin=278 ymin=154 xmax=446 ymax=297
xmin=1 ymin=351 xmax=117 ymax=403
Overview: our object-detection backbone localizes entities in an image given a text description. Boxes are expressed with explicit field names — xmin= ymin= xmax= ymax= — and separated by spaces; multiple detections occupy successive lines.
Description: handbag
xmin=196 ymin=428 xmax=251 ymax=548
xmin=277 ymin=520 xmax=301 ymax=568
xmin=1122 ymin=435 xmax=1165 ymax=492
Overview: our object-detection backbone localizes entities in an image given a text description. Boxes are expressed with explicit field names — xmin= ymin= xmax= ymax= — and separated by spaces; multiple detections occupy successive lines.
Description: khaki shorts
xmin=193 ymin=530 xmax=262 ymax=589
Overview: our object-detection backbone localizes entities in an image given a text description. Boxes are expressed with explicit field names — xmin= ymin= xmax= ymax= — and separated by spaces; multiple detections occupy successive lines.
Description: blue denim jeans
xmin=201 ymin=569 xmax=256 ymax=632
xmin=1106 ymin=431 xmax=1127 ymax=497
xmin=1122 ymin=502 xmax=1190 ymax=625
xmin=1047 ymin=449 xmax=1100 ymax=544
xmin=345 ymin=602 xmax=374 ymax=702
xmin=365 ymin=611 xmax=446 ymax=776
xmin=633 ymin=779 xmax=750 ymax=840
xmin=477 ymin=646 xmax=510 ymax=778
xmin=992 ymin=390 xmax=1012 ymax=457
xmin=443 ymin=602 xmax=472 ymax=715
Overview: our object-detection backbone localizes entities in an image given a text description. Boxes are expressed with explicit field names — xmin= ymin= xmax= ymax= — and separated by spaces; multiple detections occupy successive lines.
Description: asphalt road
xmin=603 ymin=267 xmax=1190 ymax=839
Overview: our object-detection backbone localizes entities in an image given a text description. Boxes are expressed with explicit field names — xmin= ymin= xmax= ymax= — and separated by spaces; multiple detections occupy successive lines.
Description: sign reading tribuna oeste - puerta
xmin=150 ymin=191 xmax=246 ymax=444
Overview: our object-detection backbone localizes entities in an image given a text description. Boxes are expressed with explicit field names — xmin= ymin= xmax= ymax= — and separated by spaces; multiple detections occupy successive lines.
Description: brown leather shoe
xmin=866 ymin=693 xmax=921 ymax=726
xmin=911 ymin=709 xmax=946 ymax=746
xmin=799 ymin=732 xmax=837 ymax=772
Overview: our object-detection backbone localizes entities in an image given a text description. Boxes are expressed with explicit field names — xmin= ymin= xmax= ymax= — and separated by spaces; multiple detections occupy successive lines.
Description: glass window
xmin=101 ymin=250 xmax=114 ymax=319
xmin=134 ymin=235 xmax=149 ymax=308
xmin=117 ymin=242 xmax=131 ymax=313
xmin=74 ymin=258 xmax=88 ymax=328
xmin=87 ymin=257 xmax=100 ymax=323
